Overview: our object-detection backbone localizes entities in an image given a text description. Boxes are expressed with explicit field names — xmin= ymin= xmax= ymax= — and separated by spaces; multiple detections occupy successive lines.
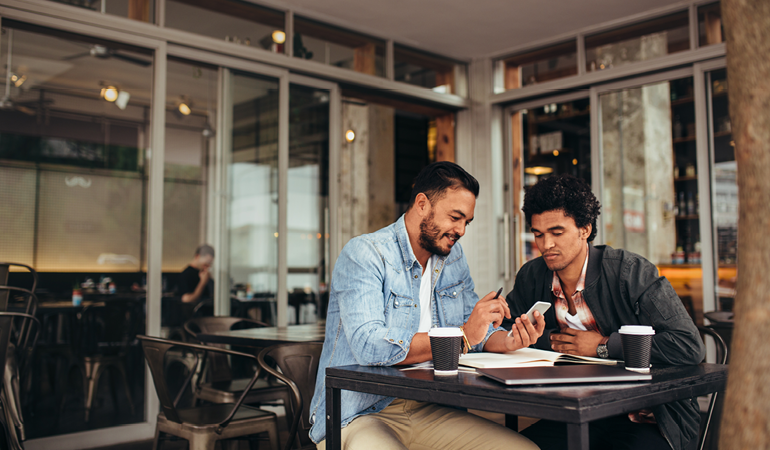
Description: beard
xmin=419 ymin=211 xmax=461 ymax=257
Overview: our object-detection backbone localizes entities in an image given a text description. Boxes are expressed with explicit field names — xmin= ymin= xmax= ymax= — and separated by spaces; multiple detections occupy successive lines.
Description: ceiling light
xmin=345 ymin=130 xmax=356 ymax=142
xmin=524 ymin=166 xmax=554 ymax=176
xmin=552 ymin=150 xmax=559 ymax=156
xmin=101 ymin=86 xmax=119 ymax=102
xmin=115 ymin=90 xmax=130 ymax=110
xmin=178 ymin=102 xmax=191 ymax=116
xmin=272 ymin=30 xmax=286 ymax=44
xmin=572 ymin=158 xmax=578 ymax=165
xmin=10 ymin=74 xmax=26 ymax=88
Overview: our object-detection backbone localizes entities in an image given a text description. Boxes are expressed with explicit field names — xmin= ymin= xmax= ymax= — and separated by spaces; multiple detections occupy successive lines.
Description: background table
xmin=196 ymin=322 xmax=326 ymax=348
xmin=325 ymin=364 xmax=728 ymax=450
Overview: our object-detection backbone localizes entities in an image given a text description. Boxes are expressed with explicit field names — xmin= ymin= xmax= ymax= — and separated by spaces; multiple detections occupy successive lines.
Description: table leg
xmin=505 ymin=414 xmax=518 ymax=431
xmin=326 ymin=384 xmax=341 ymax=450
xmin=566 ymin=423 xmax=589 ymax=450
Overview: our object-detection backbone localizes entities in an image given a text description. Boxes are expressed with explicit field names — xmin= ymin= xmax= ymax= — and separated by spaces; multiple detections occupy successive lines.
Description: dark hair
xmin=522 ymin=174 xmax=601 ymax=242
xmin=195 ymin=244 xmax=215 ymax=258
xmin=408 ymin=161 xmax=480 ymax=207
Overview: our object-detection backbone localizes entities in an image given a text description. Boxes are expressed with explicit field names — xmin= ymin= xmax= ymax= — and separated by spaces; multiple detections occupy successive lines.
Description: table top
xmin=326 ymin=363 xmax=728 ymax=423
xmin=197 ymin=322 xmax=326 ymax=348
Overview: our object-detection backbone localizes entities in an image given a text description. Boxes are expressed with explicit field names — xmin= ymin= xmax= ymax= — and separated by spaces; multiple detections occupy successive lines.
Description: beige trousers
xmin=316 ymin=399 xmax=539 ymax=450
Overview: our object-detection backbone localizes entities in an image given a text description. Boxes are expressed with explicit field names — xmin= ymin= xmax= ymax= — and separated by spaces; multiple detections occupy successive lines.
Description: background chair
xmin=139 ymin=335 xmax=280 ymax=450
xmin=0 ymin=311 xmax=40 ymax=450
xmin=697 ymin=325 xmax=728 ymax=450
xmin=258 ymin=342 xmax=323 ymax=450
xmin=62 ymin=299 xmax=140 ymax=422
xmin=184 ymin=317 xmax=293 ymax=423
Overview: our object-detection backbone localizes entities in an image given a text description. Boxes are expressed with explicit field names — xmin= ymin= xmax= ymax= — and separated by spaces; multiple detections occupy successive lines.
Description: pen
xmin=494 ymin=287 xmax=503 ymax=299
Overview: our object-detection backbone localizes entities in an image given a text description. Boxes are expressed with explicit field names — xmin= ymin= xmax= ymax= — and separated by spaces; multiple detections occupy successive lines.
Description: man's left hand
xmin=550 ymin=328 xmax=604 ymax=356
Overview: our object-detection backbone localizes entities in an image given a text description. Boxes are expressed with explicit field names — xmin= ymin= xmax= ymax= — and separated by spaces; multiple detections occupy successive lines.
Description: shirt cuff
xmin=607 ymin=332 xmax=623 ymax=360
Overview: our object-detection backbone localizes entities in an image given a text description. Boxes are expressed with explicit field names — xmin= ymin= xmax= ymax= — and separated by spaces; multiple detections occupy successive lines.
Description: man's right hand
xmin=463 ymin=291 xmax=511 ymax=345
xmin=198 ymin=267 xmax=210 ymax=284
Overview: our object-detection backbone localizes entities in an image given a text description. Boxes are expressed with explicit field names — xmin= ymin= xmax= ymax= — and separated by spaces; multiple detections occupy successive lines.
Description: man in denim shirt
xmin=310 ymin=162 xmax=544 ymax=450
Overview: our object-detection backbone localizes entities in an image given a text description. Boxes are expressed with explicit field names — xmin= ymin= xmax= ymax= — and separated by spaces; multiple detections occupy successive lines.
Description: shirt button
xmin=389 ymin=339 xmax=394 ymax=342
xmin=399 ymin=340 xmax=404 ymax=344
xmin=453 ymin=291 xmax=457 ymax=296
xmin=414 ymin=275 xmax=418 ymax=279
xmin=414 ymin=304 xmax=418 ymax=308
xmin=395 ymin=301 xmax=399 ymax=306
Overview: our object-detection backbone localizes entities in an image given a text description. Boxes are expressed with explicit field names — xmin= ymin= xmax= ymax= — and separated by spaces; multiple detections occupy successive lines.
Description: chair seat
xmin=197 ymin=376 xmax=288 ymax=404
xmin=160 ymin=403 xmax=275 ymax=428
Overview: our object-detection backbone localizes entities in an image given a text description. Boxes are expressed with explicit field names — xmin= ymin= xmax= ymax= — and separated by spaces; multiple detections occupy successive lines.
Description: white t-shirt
xmin=417 ymin=255 xmax=437 ymax=332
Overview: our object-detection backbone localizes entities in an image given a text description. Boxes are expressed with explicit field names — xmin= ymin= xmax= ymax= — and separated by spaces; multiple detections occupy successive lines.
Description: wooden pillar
xmin=504 ymin=62 xmax=521 ymax=91
xmin=705 ymin=12 xmax=723 ymax=45
xmin=354 ymin=43 xmax=376 ymax=75
xmin=128 ymin=0 xmax=151 ymax=22
xmin=435 ymin=114 xmax=455 ymax=162
xmin=435 ymin=69 xmax=455 ymax=94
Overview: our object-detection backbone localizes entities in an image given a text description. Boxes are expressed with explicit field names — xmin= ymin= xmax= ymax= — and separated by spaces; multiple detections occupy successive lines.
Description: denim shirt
xmin=308 ymin=215 xmax=502 ymax=443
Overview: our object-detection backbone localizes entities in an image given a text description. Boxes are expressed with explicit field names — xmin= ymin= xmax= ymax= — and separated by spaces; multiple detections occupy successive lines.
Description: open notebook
xmin=459 ymin=348 xmax=620 ymax=369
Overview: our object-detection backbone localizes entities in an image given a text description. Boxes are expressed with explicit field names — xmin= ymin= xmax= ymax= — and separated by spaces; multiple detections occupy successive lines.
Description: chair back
xmin=0 ymin=286 xmax=39 ymax=369
xmin=0 ymin=311 xmax=41 ymax=379
xmin=184 ymin=317 xmax=267 ymax=383
xmin=258 ymin=342 xmax=323 ymax=450
xmin=0 ymin=263 xmax=38 ymax=309
xmin=697 ymin=325 xmax=728 ymax=450
xmin=138 ymin=335 xmax=263 ymax=428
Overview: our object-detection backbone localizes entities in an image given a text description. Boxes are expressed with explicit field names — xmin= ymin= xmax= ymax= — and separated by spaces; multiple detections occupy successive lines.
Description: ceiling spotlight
xmin=101 ymin=85 xmax=119 ymax=102
xmin=10 ymin=74 xmax=26 ymax=88
xmin=345 ymin=129 xmax=356 ymax=142
xmin=272 ymin=30 xmax=286 ymax=44
xmin=552 ymin=150 xmax=560 ymax=156
xmin=178 ymin=102 xmax=191 ymax=116
xmin=115 ymin=90 xmax=131 ymax=110
xmin=572 ymin=158 xmax=578 ymax=165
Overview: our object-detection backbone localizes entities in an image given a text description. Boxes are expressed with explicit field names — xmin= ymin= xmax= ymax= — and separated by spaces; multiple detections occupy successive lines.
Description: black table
xmin=196 ymin=322 xmax=326 ymax=348
xmin=325 ymin=363 xmax=728 ymax=450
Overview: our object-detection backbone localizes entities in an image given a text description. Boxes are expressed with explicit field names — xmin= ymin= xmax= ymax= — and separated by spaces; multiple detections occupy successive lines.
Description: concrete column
xmin=368 ymin=105 xmax=396 ymax=232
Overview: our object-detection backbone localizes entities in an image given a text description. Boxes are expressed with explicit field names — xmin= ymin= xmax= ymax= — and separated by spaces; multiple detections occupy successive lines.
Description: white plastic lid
xmin=428 ymin=327 xmax=463 ymax=337
xmin=619 ymin=325 xmax=655 ymax=335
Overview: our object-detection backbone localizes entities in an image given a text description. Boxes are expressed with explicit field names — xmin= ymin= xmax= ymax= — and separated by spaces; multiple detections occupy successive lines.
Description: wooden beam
xmin=354 ymin=43 xmax=376 ymax=76
xmin=128 ymin=0 xmax=151 ymax=23
xmin=435 ymin=114 xmax=455 ymax=162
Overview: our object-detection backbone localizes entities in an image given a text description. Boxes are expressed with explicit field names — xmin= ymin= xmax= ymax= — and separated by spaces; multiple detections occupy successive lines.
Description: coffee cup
xmin=619 ymin=325 xmax=655 ymax=373
xmin=428 ymin=327 xmax=463 ymax=376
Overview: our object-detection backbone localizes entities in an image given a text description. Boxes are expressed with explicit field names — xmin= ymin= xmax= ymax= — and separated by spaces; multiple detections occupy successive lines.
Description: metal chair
xmin=697 ymin=325 xmax=728 ymax=450
xmin=0 ymin=311 xmax=40 ymax=450
xmin=258 ymin=343 xmax=323 ymax=450
xmin=184 ymin=317 xmax=293 ymax=424
xmin=139 ymin=335 xmax=280 ymax=450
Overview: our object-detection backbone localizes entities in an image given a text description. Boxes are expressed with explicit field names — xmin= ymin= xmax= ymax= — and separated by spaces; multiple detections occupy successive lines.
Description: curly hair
xmin=522 ymin=174 xmax=601 ymax=242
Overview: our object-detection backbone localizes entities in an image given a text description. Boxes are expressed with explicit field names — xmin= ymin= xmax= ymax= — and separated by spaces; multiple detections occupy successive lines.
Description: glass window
xmin=227 ymin=72 xmax=280 ymax=324
xmin=394 ymin=45 xmax=465 ymax=94
xmin=513 ymin=98 xmax=591 ymax=263
xmin=600 ymin=76 xmax=703 ymax=324
xmin=708 ymin=68 xmax=736 ymax=311
xmin=699 ymin=3 xmax=725 ymax=47
xmin=294 ymin=16 xmax=385 ymax=77
xmin=287 ymin=84 xmax=330 ymax=325
xmin=586 ymin=12 xmax=690 ymax=72
xmin=0 ymin=20 xmax=151 ymax=435
xmin=49 ymin=0 xmax=155 ymax=23
xmin=165 ymin=0 xmax=285 ymax=53
xmin=499 ymin=41 xmax=577 ymax=90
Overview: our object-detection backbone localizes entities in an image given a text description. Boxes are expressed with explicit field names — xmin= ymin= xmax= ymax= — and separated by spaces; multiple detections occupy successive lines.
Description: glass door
xmin=506 ymin=95 xmax=591 ymax=272
xmin=599 ymin=75 xmax=705 ymax=325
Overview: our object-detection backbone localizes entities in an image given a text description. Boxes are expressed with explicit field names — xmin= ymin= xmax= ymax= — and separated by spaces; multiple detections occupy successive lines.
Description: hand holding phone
xmin=508 ymin=301 xmax=551 ymax=337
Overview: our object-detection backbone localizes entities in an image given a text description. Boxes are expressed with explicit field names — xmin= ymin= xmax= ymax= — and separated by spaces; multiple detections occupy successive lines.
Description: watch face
xmin=597 ymin=344 xmax=609 ymax=359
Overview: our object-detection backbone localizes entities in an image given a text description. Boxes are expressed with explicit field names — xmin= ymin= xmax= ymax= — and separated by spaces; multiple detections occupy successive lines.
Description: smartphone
xmin=508 ymin=301 xmax=551 ymax=337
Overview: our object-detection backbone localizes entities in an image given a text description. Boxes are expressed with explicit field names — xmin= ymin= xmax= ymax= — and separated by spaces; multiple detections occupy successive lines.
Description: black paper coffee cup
xmin=428 ymin=327 xmax=463 ymax=375
xmin=619 ymin=325 xmax=655 ymax=373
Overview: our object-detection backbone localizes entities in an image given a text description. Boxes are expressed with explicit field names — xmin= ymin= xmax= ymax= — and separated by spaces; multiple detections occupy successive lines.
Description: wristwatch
xmin=596 ymin=336 xmax=610 ymax=359
xmin=596 ymin=343 xmax=609 ymax=359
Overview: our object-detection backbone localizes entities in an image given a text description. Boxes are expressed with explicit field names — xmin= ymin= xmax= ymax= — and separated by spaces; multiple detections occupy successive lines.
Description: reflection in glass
xmin=515 ymin=99 xmax=591 ymax=263
xmin=600 ymin=77 xmax=703 ymax=324
xmin=49 ymin=0 xmax=155 ymax=22
xmin=500 ymin=41 xmax=577 ymax=90
xmin=165 ymin=0 xmax=285 ymax=53
xmin=294 ymin=16 xmax=385 ymax=77
xmin=708 ymin=69 xmax=736 ymax=311
xmin=227 ymin=72 xmax=279 ymax=324
xmin=287 ymin=85 xmax=329 ymax=325
xmin=394 ymin=45 xmax=462 ymax=94
xmin=0 ymin=22 xmax=151 ymax=436
xmin=586 ymin=12 xmax=690 ymax=72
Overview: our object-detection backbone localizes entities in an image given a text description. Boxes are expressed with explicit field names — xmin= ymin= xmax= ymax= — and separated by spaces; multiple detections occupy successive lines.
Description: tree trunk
xmin=719 ymin=1 xmax=770 ymax=448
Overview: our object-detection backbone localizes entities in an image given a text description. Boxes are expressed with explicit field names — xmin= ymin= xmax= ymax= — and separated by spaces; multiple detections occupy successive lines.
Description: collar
xmin=551 ymin=244 xmax=589 ymax=295
xmin=395 ymin=214 xmax=447 ymax=271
